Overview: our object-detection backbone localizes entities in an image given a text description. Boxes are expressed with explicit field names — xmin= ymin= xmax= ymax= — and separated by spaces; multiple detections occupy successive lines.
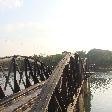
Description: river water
xmin=86 ymin=71 xmax=112 ymax=112
xmin=0 ymin=72 xmax=29 ymax=96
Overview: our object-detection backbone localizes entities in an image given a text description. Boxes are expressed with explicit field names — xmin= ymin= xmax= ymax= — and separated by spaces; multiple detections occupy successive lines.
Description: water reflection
xmin=87 ymin=71 xmax=112 ymax=112
xmin=90 ymin=72 xmax=112 ymax=92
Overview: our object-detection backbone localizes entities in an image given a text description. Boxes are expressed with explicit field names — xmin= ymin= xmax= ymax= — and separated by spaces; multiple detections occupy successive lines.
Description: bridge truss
xmin=0 ymin=53 xmax=88 ymax=112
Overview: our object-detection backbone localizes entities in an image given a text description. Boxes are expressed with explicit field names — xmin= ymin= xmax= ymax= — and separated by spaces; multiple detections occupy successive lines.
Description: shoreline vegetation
xmin=1 ymin=48 xmax=112 ymax=72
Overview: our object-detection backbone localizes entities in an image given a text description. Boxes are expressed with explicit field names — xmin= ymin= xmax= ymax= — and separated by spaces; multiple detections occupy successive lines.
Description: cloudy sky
xmin=0 ymin=0 xmax=112 ymax=56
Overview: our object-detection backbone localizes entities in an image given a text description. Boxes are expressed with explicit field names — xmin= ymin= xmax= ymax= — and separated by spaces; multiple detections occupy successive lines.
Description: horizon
xmin=0 ymin=0 xmax=112 ymax=57
xmin=0 ymin=48 xmax=112 ymax=57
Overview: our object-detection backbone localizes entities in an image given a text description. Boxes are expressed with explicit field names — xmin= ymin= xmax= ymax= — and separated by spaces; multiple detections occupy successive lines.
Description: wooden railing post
xmin=38 ymin=63 xmax=45 ymax=81
xmin=0 ymin=86 xmax=5 ymax=99
xmin=33 ymin=61 xmax=39 ymax=83
xmin=27 ymin=59 xmax=39 ymax=84
xmin=12 ymin=57 xmax=21 ymax=93
xmin=24 ymin=58 xmax=31 ymax=88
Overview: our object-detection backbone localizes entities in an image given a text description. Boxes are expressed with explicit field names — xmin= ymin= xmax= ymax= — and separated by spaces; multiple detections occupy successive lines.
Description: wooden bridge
xmin=0 ymin=53 xmax=92 ymax=112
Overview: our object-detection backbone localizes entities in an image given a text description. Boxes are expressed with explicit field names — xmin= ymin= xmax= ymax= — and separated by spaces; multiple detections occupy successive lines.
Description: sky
xmin=0 ymin=0 xmax=112 ymax=56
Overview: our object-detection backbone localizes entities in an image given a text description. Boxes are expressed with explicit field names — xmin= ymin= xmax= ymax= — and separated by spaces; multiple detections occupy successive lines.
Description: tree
xmin=87 ymin=49 xmax=112 ymax=68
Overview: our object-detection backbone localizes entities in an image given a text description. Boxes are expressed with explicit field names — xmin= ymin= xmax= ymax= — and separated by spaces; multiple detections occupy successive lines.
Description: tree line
xmin=1 ymin=48 xmax=112 ymax=71
xmin=38 ymin=49 xmax=112 ymax=70
xmin=77 ymin=49 xmax=112 ymax=69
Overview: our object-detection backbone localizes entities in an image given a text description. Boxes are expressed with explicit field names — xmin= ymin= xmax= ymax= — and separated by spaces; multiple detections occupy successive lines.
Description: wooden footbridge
xmin=0 ymin=53 xmax=92 ymax=112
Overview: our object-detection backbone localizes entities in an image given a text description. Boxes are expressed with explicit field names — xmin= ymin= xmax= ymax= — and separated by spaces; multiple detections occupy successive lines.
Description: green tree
xmin=87 ymin=49 xmax=112 ymax=68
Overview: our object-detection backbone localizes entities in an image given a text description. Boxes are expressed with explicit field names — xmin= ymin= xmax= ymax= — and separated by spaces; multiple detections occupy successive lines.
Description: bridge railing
xmin=0 ymin=55 xmax=52 ymax=99
xmin=0 ymin=53 xmax=89 ymax=112
xmin=30 ymin=53 xmax=86 ymax=112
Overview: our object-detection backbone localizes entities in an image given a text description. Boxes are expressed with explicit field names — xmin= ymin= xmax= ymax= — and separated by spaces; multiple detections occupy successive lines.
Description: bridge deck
xmin=0 ymin=53 xmax=90 ymax=112
xmin=0 ymin=82 xmax=44 ymax=112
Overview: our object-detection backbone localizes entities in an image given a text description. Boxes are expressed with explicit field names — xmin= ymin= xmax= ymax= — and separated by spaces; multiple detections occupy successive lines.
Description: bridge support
xmin=76 ymin=78 xmax=90 ymax=112
xmin=0 ymin=86 xmax=5 ymax=99
xmin=67 ymin=78 xmax=90 ymax=112
xmin=0 ymin=54 xmax=91 ymax=112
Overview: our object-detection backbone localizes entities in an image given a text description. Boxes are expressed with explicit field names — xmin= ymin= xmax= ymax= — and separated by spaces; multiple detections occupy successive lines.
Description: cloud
xmin=0 ymin=0 xmax=23 ymax=9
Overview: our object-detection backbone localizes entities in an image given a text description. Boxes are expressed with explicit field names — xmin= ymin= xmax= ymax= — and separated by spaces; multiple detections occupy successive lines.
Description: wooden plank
xmin=0 ymin=81 xmax=45 ymax=109
xmin=1 ymin=88 xmax=41 ymax=112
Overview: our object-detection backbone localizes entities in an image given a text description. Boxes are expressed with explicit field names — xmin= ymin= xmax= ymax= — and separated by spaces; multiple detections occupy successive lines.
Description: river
xmin=86 ymin=71 xmax=112 ymax=112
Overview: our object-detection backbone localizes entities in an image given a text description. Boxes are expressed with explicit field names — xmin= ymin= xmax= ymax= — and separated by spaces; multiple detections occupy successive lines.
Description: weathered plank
xmin=0 ymin=81 xmax=45 ymax=112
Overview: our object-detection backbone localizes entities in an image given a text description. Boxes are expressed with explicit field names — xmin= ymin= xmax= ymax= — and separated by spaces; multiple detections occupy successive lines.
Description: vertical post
xmin=24 ymin=58 xmax=31 ymax=88
xmin=74 ymin=53 xmax=79 ymax=73
xmin=0 ymin=86 xmax=5 ymax=99
xmin=38 ymin=63 xmax=45 ymax=81
xmin=4 ymin=59 xmax=13 ymax=90
xmin=13 ymin=57 xmax=20 ymax=93
xmin=16 ymin=61 xmax=26 ymax=88
xmin=61 ymin=64 xmax=70 ymax=111
xmin=33 ymin=61 xmax=39 ymax=84
xmin=27 ymin=59 xmax=39 ymax=84
xmin=75 ymin=53 xmax=81 ymax=86
xmin=68 ymin=58 xmax=76 ymax=102
xmin=41 ymin=63 xmax=49 ymax=79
